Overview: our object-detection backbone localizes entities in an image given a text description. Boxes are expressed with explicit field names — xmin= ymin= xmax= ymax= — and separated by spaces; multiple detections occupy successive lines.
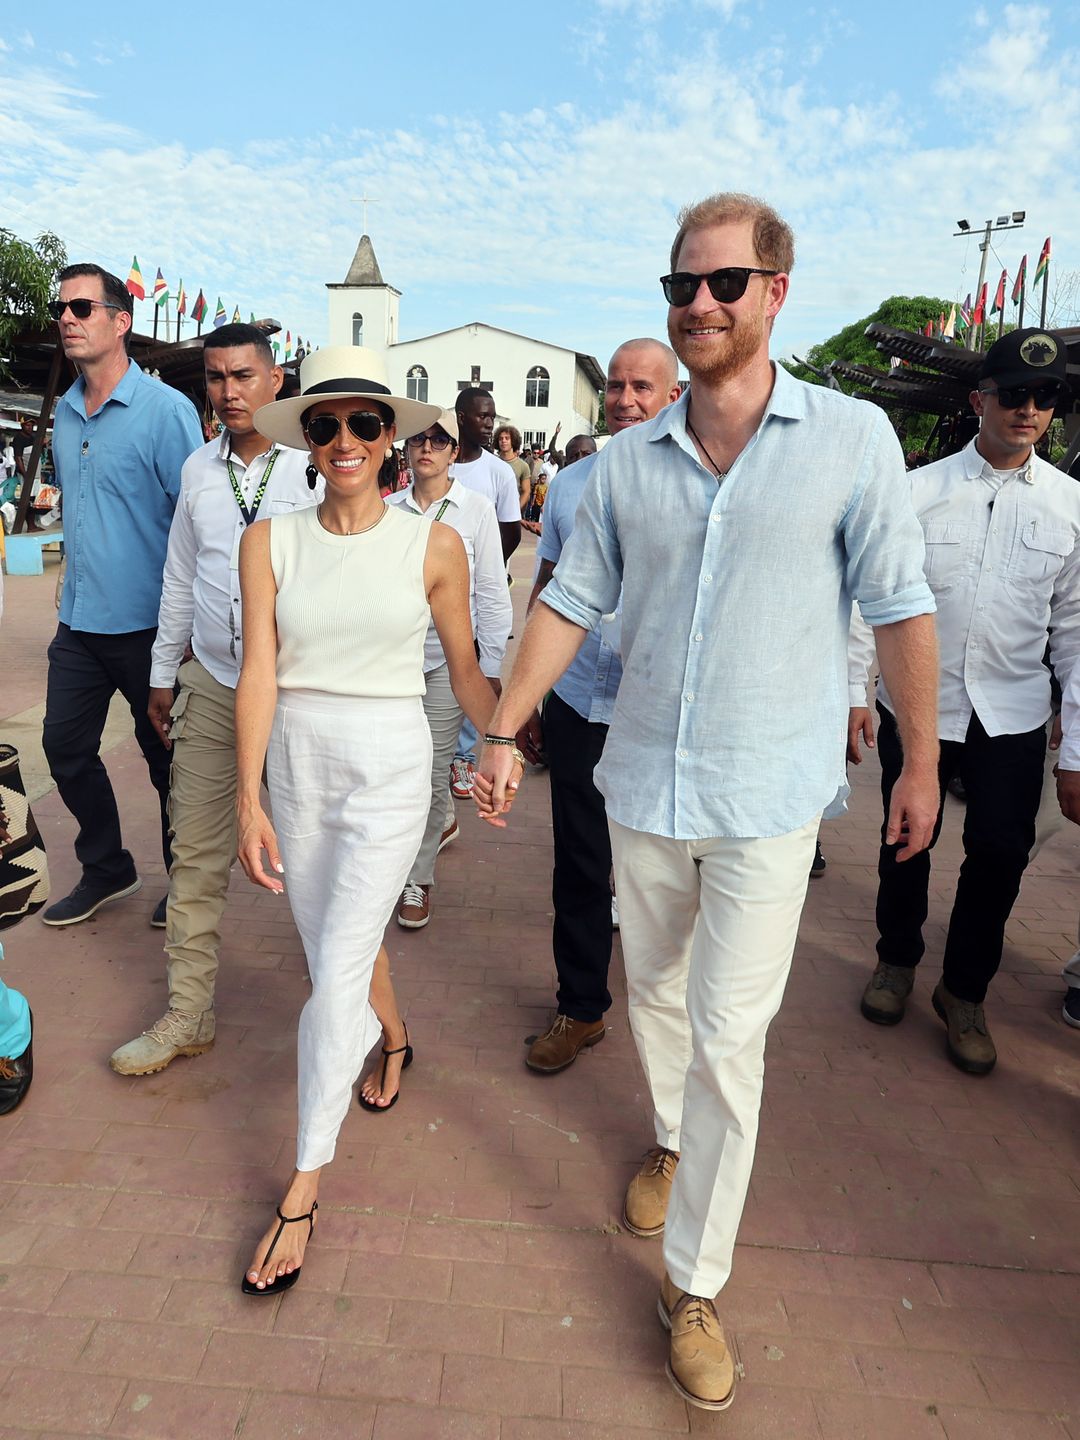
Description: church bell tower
xmin=326 ymin=234 xmax=401 ymax=352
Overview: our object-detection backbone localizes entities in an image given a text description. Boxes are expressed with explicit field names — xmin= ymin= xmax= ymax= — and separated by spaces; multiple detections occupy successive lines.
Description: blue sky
xmin=3 ymin=1 xmax=1079 ymax=373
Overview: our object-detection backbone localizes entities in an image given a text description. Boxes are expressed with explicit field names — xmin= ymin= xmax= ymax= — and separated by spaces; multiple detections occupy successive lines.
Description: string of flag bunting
xmin=124 ymin=255 xmax=312 ymax=359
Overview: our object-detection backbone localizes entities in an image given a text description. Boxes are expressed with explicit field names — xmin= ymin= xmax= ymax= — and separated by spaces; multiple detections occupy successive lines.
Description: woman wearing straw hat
xmin=234 ymin=346 xmax=523 ymax=1295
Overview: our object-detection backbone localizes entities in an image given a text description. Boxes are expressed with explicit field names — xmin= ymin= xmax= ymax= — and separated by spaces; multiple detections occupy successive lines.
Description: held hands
xmin=237 ymin=802 xmax=286 ymax=893
xmin=473 ymin=743 xmax=525 ymax=828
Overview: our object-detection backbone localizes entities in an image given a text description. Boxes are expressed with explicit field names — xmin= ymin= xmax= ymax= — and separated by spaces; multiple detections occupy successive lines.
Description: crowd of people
xmin=1 ymin=190 xmax=1079 ymax=1413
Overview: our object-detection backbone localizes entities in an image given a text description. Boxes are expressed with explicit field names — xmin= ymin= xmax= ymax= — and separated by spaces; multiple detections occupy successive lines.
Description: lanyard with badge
xmin=226 ymin=447 xmax=279 ymax=659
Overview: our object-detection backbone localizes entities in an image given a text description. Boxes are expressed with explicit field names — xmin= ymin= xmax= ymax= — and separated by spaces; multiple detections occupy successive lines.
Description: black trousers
xmin=875 ymin=703 xmax=1045 ymax=1004
xmin=43 ymin=623 xmax=173 ymax=888
xmin=545 ymin=690 xmax=612 ymax=1023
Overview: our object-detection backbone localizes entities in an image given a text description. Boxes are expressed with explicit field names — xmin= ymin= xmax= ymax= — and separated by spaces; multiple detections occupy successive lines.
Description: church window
xmin=525 ymin=366 xmax=550 ymax=408
xmin=352 ymin=312 xmax=364 ymax=346
xmin=407 ymin=365 xmax=429 ymax=403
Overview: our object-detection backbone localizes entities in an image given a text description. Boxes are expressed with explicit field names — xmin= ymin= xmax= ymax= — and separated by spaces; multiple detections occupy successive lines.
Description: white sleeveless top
xmin=270 ymin=504 xmax=430 ymax=698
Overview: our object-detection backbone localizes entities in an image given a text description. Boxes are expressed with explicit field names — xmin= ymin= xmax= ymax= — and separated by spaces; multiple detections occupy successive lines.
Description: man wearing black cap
xmin=855 ymin=328 xmax=1080 ymax=1073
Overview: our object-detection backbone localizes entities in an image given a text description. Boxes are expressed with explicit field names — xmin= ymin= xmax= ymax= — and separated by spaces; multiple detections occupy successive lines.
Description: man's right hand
xmin=848 ymin=706 xmax=875 ymax=765
xmin=517 ymin=709 xmax=544 ymax=766
xmin=148 ymin=687 xmax=175 ymax=749
xmin=886 ymin=765 xmax=939 ymax=861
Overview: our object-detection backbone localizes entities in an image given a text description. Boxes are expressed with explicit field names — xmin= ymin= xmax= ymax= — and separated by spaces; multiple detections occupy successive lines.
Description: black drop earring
xmin=305 ymin=463 xmax=318 ymax=490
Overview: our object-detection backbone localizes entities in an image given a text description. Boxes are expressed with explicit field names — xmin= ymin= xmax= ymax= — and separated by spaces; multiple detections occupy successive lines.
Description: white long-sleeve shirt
xmin=860 ymin=439 xmax=1080 ymax=740
xmin=1060 ymin=662 xmax=1080 ymax=771
xmin=150 ymin=433 xmax=319 ymax=689
xmin=387 ymin=478 xmax=512 ymax=677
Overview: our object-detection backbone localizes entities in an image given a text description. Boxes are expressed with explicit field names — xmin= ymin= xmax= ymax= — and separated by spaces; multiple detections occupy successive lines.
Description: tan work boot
xmin=623 ymin=1146 xmax=679 ymax=1237
xmin=860 ymin=961 xmax=915 ymax=1025
xmin=932 ymin=981 xmax=996 ymax=1075
xmin=109 ymin=1009 xmax=216 ymax=1076
xmin=525 ymin=1014 xmax=606 ymax=1074
xmin=658 ymin=1273 xmax=736 ymax=1411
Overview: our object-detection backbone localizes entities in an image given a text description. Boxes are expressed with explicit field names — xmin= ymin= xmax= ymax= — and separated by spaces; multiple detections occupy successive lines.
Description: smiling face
xmin=204 ymin=345 xmax=283 ymax=440
xmin=55 ymin=273 xmax=130 ymax=367
xmin=666 ymin=220 xmax=787 ymax=385
xmin=605 ymin=342 xmax=681 ymax=432
xmin=304 ymin=397 xmax=394 ymax=496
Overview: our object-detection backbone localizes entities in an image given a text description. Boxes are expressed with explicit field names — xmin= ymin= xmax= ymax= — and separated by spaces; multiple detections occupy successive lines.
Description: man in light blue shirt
xmin=521 ymin=342 xmax=681 ymax=1076
xmin=477 ymin=193 xmax=940 ymax=1411
xmin=41 ymin=263 xmax=203 ymax=928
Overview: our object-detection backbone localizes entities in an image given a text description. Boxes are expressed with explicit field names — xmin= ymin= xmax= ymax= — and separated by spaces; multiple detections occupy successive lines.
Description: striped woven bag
xmin=0 ymin=744 xmax=50 ymax=930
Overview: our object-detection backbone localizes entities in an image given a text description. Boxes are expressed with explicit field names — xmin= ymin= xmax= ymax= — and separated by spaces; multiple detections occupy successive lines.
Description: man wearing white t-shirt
xmin=449 ymin=387 xmax=521 ymax=795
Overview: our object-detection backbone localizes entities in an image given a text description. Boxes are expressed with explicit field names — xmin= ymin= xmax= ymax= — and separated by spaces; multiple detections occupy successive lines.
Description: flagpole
xmin=1018 ymin=282 xmax=1026 ymax=329
xmin=1040 ymin=262 xmax=1049 ymax=328
xmin=153 ymin=302 xmax=159 ymax=343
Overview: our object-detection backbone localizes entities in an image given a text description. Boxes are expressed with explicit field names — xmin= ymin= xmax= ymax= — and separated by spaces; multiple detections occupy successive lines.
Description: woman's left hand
xmin=474 ymin=745 xmax=524 ymax=828
xmin=237 ymin=803 xmax=286 ymax=893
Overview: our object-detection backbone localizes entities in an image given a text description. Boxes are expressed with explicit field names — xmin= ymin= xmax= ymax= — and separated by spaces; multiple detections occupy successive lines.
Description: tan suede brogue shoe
xmin=658 ymin=1273 xmax=736 ymax=1411
xmin=623 ymin=1146 xmax=679 ymax=1237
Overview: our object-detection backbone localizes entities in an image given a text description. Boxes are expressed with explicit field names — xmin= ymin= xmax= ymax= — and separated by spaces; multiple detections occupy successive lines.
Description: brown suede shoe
xmin=623 ymin=1146 xmax=679 ymax=1237
xmin=658 ymin=1273 xmax=736 ymax=1411
xmin=860 ymin=961 xmax=915 ymax=1025
xmin=525 ymin=1013 xmax=606 ymax=1074
xmin=932 ymin=980 xmax=996 ymax=1074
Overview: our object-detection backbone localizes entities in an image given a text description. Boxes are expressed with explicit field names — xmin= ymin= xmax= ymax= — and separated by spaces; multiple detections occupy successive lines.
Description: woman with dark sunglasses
xmin=232 ymin=348 xmax=512 ymax=1297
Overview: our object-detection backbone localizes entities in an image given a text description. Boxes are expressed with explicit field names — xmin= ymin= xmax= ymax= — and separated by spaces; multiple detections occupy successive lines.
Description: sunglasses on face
xmin=405 ymin=430 xmax=454 ymax=451
xmin=980 ymin=382 xmax=1065 ymax=411
xmin=304 ymin=410 xmax=387 ymax=447
xmin=48 ymin=298 xmax=123 ymax=321
xmin=659 ymin=267 xmax=780 ymax=307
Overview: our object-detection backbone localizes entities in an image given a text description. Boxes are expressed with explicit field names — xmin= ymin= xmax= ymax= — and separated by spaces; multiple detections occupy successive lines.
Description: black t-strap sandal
xmin=241 ymin=1200 xmax=318 ymax=1296
xmin=358 ymin=1027 xmax=413 ymax=1112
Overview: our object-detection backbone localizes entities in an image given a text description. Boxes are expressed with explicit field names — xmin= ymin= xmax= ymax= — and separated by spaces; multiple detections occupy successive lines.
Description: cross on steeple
xmin=457 ymin=364 xmax=494 ymax=393
xmin=358 ymin=193 xmax=379 ymax=233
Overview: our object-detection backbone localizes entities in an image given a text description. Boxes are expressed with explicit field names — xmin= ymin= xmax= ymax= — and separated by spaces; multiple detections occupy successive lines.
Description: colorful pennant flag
xmin=271 ymin=339 xmax=280 ymax=358
xmin=972 ymin=282 xmax=987 ymax=326
xmin=176 ymin=280 xmax=186 ymax=317
xmin=943 ymin=304 xmax=956 ymax=339
xmin=192 ymin=289 xmax=207 ymax=324
xmin=959 ymin=293 xmax=972 ymax=328
xmin=213 ymin=297 xmax=227 ymax=328
xmin=285 ymin=330 xmax=292 ymax=361
xmin=990 ymin=270 xmax=1007 ymax=318
xmin=1034 ymin=237 xmax=1051 ymax=285
xmin=231 ymin=305 xmax=242 ymax=324
xmin=152 ymin=268 xmax=168 ymax=307
xmin=249 ymin=312 xmax=256 ymax=324
xmin=126 ymin=256 xmax=145 ymax=300
xmin=1011 ymin=255 xmax=1027 ymax=304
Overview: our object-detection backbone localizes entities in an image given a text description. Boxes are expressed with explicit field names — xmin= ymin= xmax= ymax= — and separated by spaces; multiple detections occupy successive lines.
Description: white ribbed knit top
xmin=270 ymin=504 xmax=430 ymax=698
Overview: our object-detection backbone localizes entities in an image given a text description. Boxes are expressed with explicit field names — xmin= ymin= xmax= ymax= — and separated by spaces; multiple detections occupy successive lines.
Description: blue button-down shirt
xmin=537 ymin=451 xmax=623 ymax=724
xmin=53 ymin=359 xmax=203 ymax=633
xmin=541 ymin=367 xmax=935 ymax=840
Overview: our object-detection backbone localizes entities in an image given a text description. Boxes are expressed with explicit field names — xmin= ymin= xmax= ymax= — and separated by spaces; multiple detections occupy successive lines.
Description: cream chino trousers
xmin=609 ymin=814 xmax=819 ymax=1298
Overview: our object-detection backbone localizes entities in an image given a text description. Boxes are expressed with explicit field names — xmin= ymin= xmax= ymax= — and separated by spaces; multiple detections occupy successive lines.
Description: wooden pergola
xmin=3 ymin=319 xmax=288 ymax=535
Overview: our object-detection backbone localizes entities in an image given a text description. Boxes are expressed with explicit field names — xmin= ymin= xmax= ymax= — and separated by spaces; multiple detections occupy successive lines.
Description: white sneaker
xmin=450 ymin=758 xmax=475 ymax=798
xmin=611 ymin=895 xmax=620 ymax=930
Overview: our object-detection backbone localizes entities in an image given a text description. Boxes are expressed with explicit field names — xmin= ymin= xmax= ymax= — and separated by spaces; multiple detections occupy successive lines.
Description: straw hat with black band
xmin=253 ymin=346 xmax=442 ymax=450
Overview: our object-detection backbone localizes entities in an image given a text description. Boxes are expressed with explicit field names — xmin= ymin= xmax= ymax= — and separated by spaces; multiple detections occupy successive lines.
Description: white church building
xmin=327 ymin=235 xmax=604 ymax=449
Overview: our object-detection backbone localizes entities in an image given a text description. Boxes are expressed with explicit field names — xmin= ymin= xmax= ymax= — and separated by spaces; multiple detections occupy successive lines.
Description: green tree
xmin=0 ymin=227 xmax=67 ymax=378
xmin=787 ymin=294 xmax=952 ymax=385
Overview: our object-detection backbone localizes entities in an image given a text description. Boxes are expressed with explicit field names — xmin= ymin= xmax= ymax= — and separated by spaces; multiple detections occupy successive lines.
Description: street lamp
xmin=952 ymin=209 xmax=1026 ymax=348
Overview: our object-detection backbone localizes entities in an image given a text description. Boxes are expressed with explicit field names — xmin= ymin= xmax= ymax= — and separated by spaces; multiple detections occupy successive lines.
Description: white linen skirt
xmin=267 ymin=691 xmax=431 ymax=1171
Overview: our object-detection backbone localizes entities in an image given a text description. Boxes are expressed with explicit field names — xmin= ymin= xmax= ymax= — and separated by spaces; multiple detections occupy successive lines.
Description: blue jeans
xmin=454 ymin=716 xmax=478 ymax=765
xmin=0 ymin=945 xmax=31 ymax=1059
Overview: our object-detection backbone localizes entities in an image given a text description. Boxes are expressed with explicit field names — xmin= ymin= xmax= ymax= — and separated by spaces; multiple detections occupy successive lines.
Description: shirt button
xmin=685 ymin=692 xmax=695 ymax=702
xmin=703 ymin=574 xmax=712 ymax=584
xmin=679 ymin=748 xmax=688 ymax=758
xmin=711 ymin=513 xmax=721 ymax=522
xmin=694 ymin=633 xmax=703 ymax=642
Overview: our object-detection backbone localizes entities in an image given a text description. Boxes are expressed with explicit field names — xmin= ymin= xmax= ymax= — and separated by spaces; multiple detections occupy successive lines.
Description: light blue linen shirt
xmin=541 ymin=366 xmax=935 ymax=840
xmin=537 ymin=451 xmax=623 ymax=724
xmin=53 ymin=359 xmax=203 ymax=633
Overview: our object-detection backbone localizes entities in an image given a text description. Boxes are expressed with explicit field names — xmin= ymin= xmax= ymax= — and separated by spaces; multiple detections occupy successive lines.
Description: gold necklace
xmin=316 ymin=502 xmax=387 ymax=537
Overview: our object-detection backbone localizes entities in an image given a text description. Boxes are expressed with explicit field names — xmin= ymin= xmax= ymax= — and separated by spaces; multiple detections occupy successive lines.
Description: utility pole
xmin=953 ymin=211 xmax=1025 ymax=351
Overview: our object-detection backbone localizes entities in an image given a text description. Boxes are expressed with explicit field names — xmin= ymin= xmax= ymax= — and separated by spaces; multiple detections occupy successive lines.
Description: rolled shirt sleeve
xmin=540 ymin=453 xmax=623 ymax=633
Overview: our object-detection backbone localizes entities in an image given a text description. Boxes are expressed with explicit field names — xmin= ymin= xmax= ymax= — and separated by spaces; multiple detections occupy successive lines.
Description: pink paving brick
xmin=241 ymin=1392 xmax=378 ymax=1440
xmin=561 ymin=1363 xmax=690 ymax=1429
xmin=108 ymin=1378 xmax=248 ymax=1440
xmin=0 ymin=1367 xmax=125 ymax=1433
xmin=48 ymin=1272 xmax=170 ymax=1322
xmin=439 ymin=1352 xmax=561 ymax=1418
xmin=319 ymin=1341 xmax=443 ymax=1405
xmin=371 ymin=1400 xmax=500 ymax=1440
xmin=813 ymin=1392 xmax=948 ymax=1439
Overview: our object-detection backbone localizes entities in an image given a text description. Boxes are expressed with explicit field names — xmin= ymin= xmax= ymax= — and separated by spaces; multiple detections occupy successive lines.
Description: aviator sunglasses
xmin=405 ymin=430 xmax=454 ymax=451
xmin=48 ymin=298 xmax=123 ymax=320
xmin=660 ymin=267 xmax=780 ymax=307
xmin=979 ymin=381 xmax=1065 ymax=412
xmin=304 ymin=410 xmax=387 ymax=447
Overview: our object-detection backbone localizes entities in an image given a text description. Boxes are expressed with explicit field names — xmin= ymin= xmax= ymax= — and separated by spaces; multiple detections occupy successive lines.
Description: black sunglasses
xmin=660 ymin=267 xmax=780 ymax=307
xmin=980 ymin=381 xmax=1065 ymax=412
xmin=304 ymin=410 xmax=387 ymax=447
xmin=48 ymin=298 xmax=123 ymax=321
xmin=406 ymin=430 xmax=454 ymax=450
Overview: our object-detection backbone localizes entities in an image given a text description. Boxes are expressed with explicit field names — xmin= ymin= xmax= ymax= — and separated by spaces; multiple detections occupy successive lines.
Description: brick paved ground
xmin=2 ymin=543 xmax=1079 ymax=1439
